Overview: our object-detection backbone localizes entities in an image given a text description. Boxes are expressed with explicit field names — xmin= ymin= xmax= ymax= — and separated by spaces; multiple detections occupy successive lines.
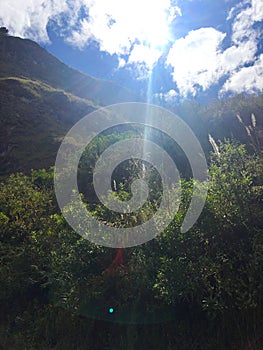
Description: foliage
xmin=0 ymin=141 xmax=262 ymax=349
xmin=0 ymin=27 xmax=8 ymax=35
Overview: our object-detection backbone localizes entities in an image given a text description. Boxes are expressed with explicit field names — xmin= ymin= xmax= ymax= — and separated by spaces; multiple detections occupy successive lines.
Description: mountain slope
xmin=0 ymin=35 xmax=138 ymax=106
xmin=0 ymin=76 xmax=97 ymax=175
xmin=0 ymin=34 xmax=140 ymax=176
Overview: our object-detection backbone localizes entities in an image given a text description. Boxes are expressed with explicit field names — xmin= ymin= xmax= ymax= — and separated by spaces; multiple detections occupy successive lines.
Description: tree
xmin=0 ymin=27 xmax=8 ymax=35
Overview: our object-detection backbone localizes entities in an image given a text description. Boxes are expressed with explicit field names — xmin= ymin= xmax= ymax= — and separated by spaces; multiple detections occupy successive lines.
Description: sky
xmin=0 ymin=0 xmax=263 ymax=103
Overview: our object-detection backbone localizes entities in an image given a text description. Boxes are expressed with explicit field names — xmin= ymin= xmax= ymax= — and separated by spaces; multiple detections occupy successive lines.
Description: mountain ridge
xmin=0 ymin=34 xmax=138 ymax=106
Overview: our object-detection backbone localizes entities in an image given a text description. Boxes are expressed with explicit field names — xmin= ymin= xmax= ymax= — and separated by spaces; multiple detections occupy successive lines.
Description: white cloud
xmin=220 ymin=39 xmax=258 ymax=73
xmin=221 ymin=0 xmax=263 ymax=95
xmin=227 ymin=1 xmax=248 ymax=21
xmin=166 ymin=0 xmax=263 ymax=96
xmin=231 ymin=0 xmax=263 ymax=44
xmin=162 ymin=89 xmax=178 ymax=102
xmin=166 ymin=89 xmax=177 ymax=98
xmin=128 ymin=45 xmax=163 ymax=68
xmin=153 ymin=89 xmax=178 ymax=105
xmin=250 ymin=0 xmax=263 ymax=22
xmin=117 ymin=58 xmax=126 ymax=69
xmin=0 ymin=0 xmax=70 ymax=42
xmin=166 ymin=28 xmax=226 ymax=96
xmin=220 ymin=54 xmax=263 ymax=94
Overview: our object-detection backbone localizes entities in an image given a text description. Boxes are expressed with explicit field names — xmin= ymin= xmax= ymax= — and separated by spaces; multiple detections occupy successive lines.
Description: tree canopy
xmin=0 ymin=27 xmax=8 ymax=35
xmin=0 ymin=141 xmax=262 ymax=349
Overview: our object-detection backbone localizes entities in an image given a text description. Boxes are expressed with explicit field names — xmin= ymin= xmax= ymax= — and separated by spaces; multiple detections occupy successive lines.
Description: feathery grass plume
xmin=142 ymin=162 xmax=146 ymax=179
xmin=251 ymin=113 xmax=256 ymax=128
xmin=236 ymin=114 xmax=244 ymax=124
xmin=209 ymin=134 xmax=220 ymax=157
xmin=245 ymin=126 xmax=251 ymax=137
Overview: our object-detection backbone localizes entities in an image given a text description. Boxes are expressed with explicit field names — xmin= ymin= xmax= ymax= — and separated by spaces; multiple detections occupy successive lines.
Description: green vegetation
xmin=0 ymin=27 xmax=8 ymax=36
xmin=0 ymin=141 xmax=262 ymax=350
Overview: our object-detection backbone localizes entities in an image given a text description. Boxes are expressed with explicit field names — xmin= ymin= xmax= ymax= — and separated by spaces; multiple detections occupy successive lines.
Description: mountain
xmin=0 ymin=34 xmax=138 ymax=106
xmin=0 ymin=34 xmax=138 ymax=176
xmin=0 ymin=76 xmax=97 ymax=175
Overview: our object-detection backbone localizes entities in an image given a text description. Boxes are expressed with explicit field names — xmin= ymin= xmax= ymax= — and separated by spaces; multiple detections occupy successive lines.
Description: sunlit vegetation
xmin=0 ymin=140 xmax=262 ymax=350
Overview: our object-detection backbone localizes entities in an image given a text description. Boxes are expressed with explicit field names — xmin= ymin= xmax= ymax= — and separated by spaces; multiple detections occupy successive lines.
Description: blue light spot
xmin=109 ymin=307 xmax=114 ymax=314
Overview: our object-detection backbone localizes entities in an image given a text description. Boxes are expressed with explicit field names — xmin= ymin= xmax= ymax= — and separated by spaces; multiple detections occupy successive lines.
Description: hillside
xmin=0 ymin=34 xmax=138 ymax=106
xmin=0 ymin=76 xmax=97 ymax=175
xmin=0 ymin=34 xmax=139 ymax=175
xmin=172 ymin=94 xmax=263 ymax=152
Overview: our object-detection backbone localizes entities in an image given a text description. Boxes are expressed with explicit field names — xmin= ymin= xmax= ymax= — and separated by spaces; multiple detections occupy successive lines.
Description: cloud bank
xmin=0 ymin=0 xmax=262 ymax=97
xmin=167 ymin=0 xmax=263 ymax=96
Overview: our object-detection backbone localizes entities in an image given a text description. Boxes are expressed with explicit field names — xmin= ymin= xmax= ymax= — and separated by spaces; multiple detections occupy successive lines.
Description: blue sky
xmin=0 ymin=0 xmax=262 ymax=102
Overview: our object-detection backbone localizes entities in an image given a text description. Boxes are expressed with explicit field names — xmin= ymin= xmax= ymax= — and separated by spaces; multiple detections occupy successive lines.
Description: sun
xmin=104 ymin=0 xmax=174 ymax=51
xmin=130 ymin=0 xmax=172 ymax=49
xmin=78 ymin=0 xmax=176 ymax=68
